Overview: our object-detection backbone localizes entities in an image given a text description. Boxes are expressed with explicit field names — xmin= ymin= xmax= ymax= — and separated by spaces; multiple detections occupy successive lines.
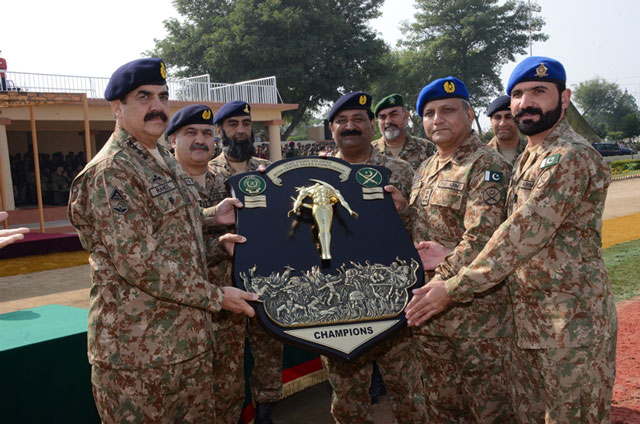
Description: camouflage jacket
xmin=486 ymin=136 xmax=528 ymax=166
xmin=205 ymin=153 xmax=271 ymax=330
xmin=409 ymin=132 xmax=513 ymax=339
xmin=69 ymin=129 xmax=223 ymax=370
xmin=371 ymin=132 xmax=436 ymax=171
xmin=445 ymin=119 xmax=617 ymax=349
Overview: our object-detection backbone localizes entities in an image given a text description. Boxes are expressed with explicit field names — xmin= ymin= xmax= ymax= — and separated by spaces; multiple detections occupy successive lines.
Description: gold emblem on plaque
xmin=288 ymin=179 xmax=358 ymax=260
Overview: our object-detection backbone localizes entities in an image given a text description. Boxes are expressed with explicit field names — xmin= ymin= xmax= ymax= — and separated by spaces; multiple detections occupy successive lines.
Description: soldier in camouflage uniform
xmin=68 ymin=58 xmax=257 ymax=424
xmin=208 ymin=101 xmax=280 ymax=424
xmin=404 ymin=77 xmax=514 ymax=422
xmin=321 ymin=91 xmax=427 ymax=424
xmin=486 ymin=94 xmax=527 ymax=166
xmin=371 ymin=93 xmax=436 ymax=171
xmin=167 ymin=103 xmax=246 ymax=424
xmin=406 ymin=57 xmax=617 ymax=423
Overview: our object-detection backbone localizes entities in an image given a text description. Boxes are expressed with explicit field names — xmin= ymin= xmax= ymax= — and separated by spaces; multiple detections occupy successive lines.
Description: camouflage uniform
xmin=486 ymin=136 xmax=528 ymax=166
xmin=207 ymin=153 xmax=284 ymax=406
xmin=408 ymin=132 xmax=514 ymax=422
xmin=371 ymin=132 xmax=436 ymax=171
xmin=323 ymin=147 xmax=426 ymax=424
xmin=445 ymin=119 xmax=618 ymax=423
xmin=196 ymin=170 xmax=246 ymax=424
xmin=69 ymin=129 xmax=223 ymax=423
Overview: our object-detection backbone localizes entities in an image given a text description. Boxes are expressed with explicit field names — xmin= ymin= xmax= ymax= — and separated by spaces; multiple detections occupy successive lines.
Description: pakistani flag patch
xmin=484 ymin=171 xmax=503 ymax=182
xmin=540 ymin=153 xmax=560 ymax=169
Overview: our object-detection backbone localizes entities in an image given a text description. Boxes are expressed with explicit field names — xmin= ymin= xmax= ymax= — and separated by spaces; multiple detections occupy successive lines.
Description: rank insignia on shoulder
xmin=484 ymin=171 xmax=503 ymax=182
xmin=540 ymin=153 xmax=560 ymax=169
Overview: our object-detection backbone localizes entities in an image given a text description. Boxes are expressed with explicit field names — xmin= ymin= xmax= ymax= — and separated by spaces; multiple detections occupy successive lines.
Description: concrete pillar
xmin=0 ymin=118 xmax=15 ymax=210
xmin=264 ymin=120 xmax=284 ymax=161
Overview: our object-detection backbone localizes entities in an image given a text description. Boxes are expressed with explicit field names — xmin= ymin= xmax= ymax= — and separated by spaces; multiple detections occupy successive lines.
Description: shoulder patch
xmin=482 ymin=187 xmax=502 ymax=205
xmin=484 ymin=170 xmax=503 ymax=182
xmin=109 ymin=188 xmax=129 ymax=214
xmin=540 ymin=153 xmax=560 ymax=169
xmin=109 ymin=188 xmax=126 ymax=201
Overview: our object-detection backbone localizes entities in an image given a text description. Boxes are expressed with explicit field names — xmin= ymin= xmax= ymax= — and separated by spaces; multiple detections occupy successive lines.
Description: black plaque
xmin=229 ymin=157 xmax=423 ymax=360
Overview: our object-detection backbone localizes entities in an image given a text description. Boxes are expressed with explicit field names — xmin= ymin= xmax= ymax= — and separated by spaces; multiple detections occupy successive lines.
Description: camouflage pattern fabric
xmin=91 ymin=350 xmax=215 ymax=424
xmin=509 ymin=334 xmax=616 ymax=423
xmin=69 ymin=129 xmax=221 ymax=370
xmin=409 ymin=132 xmax=513 ymax=339
xmin=208 ymin=153 xmax=284 ymax=404
xmin=415 ymin=334 xmax=513 ymax=423
xmin=408 ymin=132 xmax=514 ymax=421
xmin=445 ymin=118 xmax=617 ymax=419
xmin=192 ymin=171 xmax=246 ymax=423
xmin=486 ymin=136 xmax=528 ymax=166
xmin=69 ymin=129 xmax=223 ymax=422
xmin=371 ymin=132 xmax=436 ymax=171
xmin=321 ymin=328 xmax=427 ymax=424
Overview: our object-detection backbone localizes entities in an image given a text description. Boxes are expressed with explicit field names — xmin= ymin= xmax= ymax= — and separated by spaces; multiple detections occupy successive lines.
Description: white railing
xmin=4 ymin=72 xmax=282 ymax=104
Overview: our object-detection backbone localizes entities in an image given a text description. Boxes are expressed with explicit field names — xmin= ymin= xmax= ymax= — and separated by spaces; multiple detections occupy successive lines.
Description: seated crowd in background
xmin=10 ymin=151 xmax=86 ymax=207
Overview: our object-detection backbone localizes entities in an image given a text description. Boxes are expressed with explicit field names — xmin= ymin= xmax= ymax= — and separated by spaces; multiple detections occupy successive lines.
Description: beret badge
xmin=202 ymin=109 xmax=212 ymax=120
xmin=160 ymin=62 xmax=167 ymax=79
xmin=443 ymin=81 xmax=456 ymax=93
xmin=359 ymin=95 xmax=367 ymax=105
xmin=535 ymin=63 xmax=548 ymax=78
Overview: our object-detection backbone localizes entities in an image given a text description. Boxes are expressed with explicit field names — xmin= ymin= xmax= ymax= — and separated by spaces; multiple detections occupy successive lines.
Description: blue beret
xmin=506 ymin=56 xmax=566 ymax=95
xmin=167 ymin=104 xmax=214 ymax=136
xmin=487 ymin=95 xmax=511 ymax=117
xmin=213 ymin=101 xmax=251 ymax=125
xmin=416 ymin=77 xmax=469 ymax=117
xmin=104 ymin=58 xmax=167 ymax=101
xmin=328 ymin=91 xmax=373 ymax=122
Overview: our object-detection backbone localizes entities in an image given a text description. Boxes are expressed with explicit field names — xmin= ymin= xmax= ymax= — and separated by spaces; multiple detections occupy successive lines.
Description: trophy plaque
xmin=228 ymin=157 xmax=423 ymax=360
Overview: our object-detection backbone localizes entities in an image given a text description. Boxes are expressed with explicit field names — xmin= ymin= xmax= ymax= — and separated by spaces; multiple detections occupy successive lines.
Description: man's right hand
xmin=221 ymin=286 xmax=259 ymax=317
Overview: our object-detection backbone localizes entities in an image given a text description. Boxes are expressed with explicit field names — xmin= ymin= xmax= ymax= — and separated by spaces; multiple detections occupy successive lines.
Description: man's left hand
xmin=384 ymin=185 xmax=407 ymax=213
xmin=205 ymin=197 xmax=243 ymax=226
xmin=405 ymin=277 xmax=453 ymax=326
xmin=219 ymin=233 xmax=246 ymax=256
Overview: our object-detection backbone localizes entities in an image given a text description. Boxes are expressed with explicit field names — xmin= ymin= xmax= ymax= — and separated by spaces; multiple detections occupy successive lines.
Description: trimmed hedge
xmin=610 ymin=158 xmax=640 ymax=175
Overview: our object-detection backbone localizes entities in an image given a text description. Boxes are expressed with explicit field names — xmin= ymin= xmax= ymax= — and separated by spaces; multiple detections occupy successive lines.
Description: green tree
xmin=151 ymin=0 xmax=386 ymax=140
xmin=573 ymin=78 xmax=640 ymax=139
xmin=399 ymin=0 xmax=547 ymax=134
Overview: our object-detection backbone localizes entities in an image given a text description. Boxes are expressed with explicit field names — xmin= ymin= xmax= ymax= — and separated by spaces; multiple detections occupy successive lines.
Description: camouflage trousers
xmin=510 ymin=335 xmax=617 ymax=424
xmin=415 ymin=334 xmax=514 ymax=423
xmin=91 ymin=350 xmax=215 ymax=424
xmin=247 ymin=315 xmax=284 ymax=403
xmin=321 ymin=328 xmax=427 ymax=424
xmin=212 ymin=314 xmax=246 ymax=424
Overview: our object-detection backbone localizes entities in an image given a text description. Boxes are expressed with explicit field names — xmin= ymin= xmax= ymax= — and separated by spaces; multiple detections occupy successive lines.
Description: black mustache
xmin=515 ymin=107 xmax=543 ymax=119
xmin=190 ymin=143 xmax=209 ymax=151
xmin=340 ymin=129 xmax=362 ymax=137
xmin=144 ymin=111 xmax=168 ymax=122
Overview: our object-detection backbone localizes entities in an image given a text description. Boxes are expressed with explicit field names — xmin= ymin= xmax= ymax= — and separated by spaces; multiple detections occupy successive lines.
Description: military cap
xmin=166 ymin=104 xmax=214 ymax=136
xmin=486 ymin=95 xmax=511 ymax=117
xmin=213 ymin=101 xmax=251 ymax=125
xmin=506 ymin=56 xmax=566 ymax=95
xmin=416 ymin=76 xmax=469 ymax=117
xmin=104 ymin=58 xmax=167 ymax=101
xmin=328 ymin=91 xmax=374 ymax=122
xmin=374 ymin=93 xmax=404 ymax=116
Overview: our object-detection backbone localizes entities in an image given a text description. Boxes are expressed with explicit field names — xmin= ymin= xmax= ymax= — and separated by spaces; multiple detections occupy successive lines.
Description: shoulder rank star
xmin=535 ymin=63 xmax=548 ymax=78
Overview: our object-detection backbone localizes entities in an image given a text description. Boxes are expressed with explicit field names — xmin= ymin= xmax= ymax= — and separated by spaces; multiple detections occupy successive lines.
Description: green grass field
xmin=603 ymin=238 xmax=640 ymax=301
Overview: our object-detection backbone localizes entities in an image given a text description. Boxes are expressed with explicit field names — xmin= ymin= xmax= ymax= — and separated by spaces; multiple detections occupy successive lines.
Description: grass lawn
xmin=603 ymin=238 xmax=640 ymax=301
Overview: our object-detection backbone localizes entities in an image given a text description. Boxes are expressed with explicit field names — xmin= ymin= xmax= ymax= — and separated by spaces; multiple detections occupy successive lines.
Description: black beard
xmin=515 ymin=99 xmax=563 ymax=136
xmin=223 ymin=130 xmax=256 ymax=162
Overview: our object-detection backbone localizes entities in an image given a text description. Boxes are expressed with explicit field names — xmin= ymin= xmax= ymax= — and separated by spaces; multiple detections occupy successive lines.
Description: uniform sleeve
xmin=435 ymin=159 xmax=510 ymax=280
xmin=388 ymin=162 xmax=415 ymax=232
xmin=74 ymin=165 xmax=224 ymax=312
xmin=445 ymin=149 xmax=591 ymax=302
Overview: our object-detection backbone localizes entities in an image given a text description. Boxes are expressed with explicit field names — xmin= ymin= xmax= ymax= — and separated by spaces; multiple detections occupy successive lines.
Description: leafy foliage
xmin=573 ymin=78 xmax=640 ymax=140
xmin=151 ymin=0 xmax=386 ymax=139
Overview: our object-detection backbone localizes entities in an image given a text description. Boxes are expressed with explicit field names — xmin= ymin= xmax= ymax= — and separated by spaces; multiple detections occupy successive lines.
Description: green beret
xmin=374 ymin=94 xmax=404 ymax=116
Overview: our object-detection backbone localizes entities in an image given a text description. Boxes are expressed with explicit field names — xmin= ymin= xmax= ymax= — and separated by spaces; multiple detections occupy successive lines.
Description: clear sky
xmin=2 ymin=0 xmax=639 ymax=105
